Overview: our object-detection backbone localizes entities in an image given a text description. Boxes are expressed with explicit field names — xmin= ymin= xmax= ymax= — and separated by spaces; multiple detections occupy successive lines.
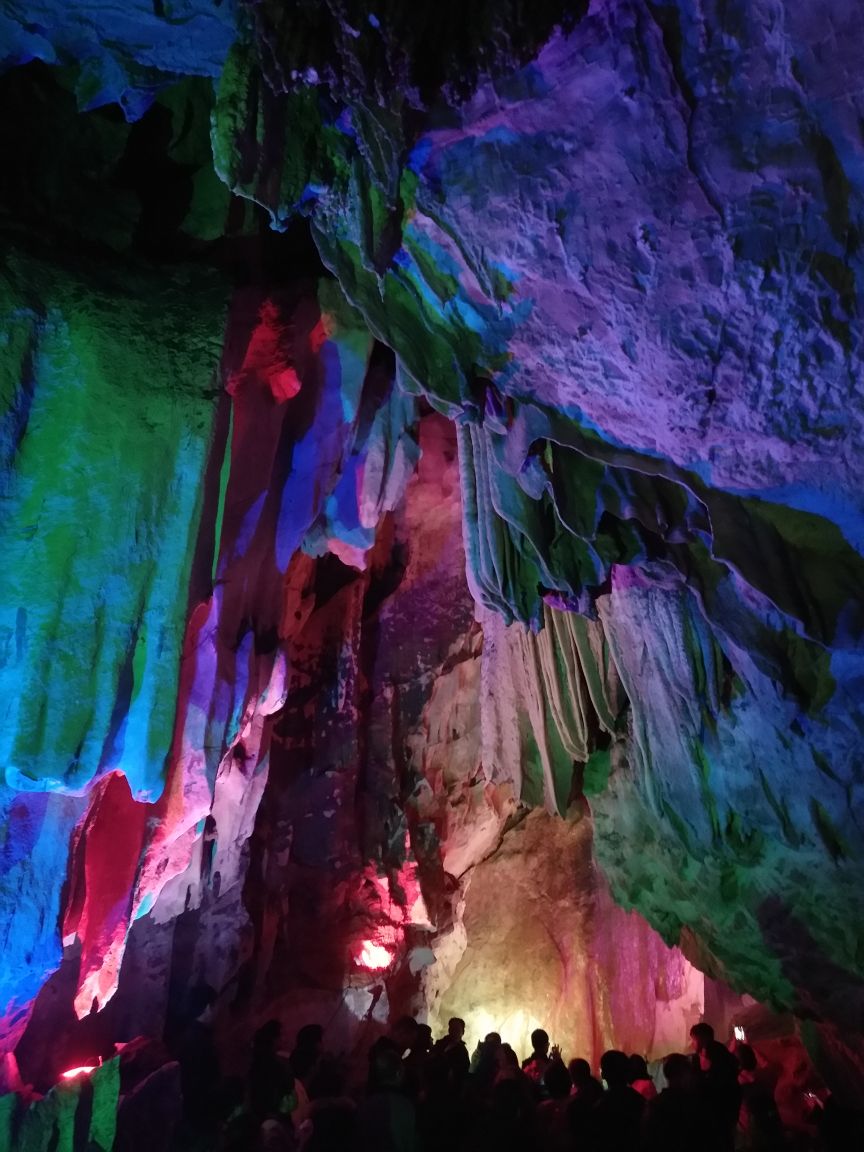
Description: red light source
xmin=60 ymin=1065 xmax=97 ymax=1080
xmin=356 ymin=940 xmax=394 ymax=970
xmin=269 ymin=367 xmax=301 ymax=402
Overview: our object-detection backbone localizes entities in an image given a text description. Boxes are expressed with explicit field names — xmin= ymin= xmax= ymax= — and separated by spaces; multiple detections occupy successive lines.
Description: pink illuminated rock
xmin=63 ymin=774 xmax=149 ymax=1018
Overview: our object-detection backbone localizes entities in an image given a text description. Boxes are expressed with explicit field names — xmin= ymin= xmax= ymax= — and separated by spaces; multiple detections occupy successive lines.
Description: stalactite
xmin=2 ymin=0 xmax=864 ymax=1108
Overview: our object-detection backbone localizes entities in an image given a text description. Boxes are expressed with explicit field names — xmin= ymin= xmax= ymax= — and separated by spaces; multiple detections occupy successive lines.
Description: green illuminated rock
xmin=0 ymin=242 xmax=226 ymax=798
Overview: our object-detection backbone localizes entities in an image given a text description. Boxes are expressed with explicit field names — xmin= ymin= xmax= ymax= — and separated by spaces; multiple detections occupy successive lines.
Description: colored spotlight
xmin=60 ymin=1065 xmax=97 ymax=1080
xmin=356 ymin=940 xmax=394 ymax=970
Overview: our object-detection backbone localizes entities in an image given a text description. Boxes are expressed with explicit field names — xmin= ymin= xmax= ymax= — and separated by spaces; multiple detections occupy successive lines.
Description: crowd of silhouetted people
xmin=175 ymin=1005 xmax=863 ymax=1152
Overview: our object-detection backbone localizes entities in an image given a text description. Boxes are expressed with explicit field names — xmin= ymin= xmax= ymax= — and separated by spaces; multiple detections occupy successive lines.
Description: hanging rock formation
xmin=0 ymin=0 xmax=863 ymax=1116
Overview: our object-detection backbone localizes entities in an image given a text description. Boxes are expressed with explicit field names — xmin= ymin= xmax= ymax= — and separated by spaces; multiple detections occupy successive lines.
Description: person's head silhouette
xmin=447 ymin=1017 xmax=465 ymax=1041
xmin=689 ymin=1022 xmax=714 ymax=1053
xmin=569 ymin=1058 xmax=593 ymax=1084
xmin=628 ymin=1054 xmax=650 ymax=1083
xmin=663 ymin=1052 xmax=696 ymax=1090
xmin=544 ymin=1060 xmax=571 ymax=1100
xmin=600 ymin=1050 xmax=630 ymax=1089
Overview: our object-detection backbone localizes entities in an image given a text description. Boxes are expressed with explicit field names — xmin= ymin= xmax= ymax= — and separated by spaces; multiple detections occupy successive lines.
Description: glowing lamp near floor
xmin=355 ymin=940 xmax=394 ymax=970
xmin=60 ymin=1065 xmax=97 ymax=1080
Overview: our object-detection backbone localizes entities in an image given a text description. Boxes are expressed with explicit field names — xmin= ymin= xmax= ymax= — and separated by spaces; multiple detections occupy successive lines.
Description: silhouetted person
xmin=431 ymin=1017 xmax=470 ymax=1089
xmin=471 ymin=1031 xmax=501 ymax=1072
xmin=689 ymin=1021 xmax=715 ymax=1068
xmin=642 ymin=1052 xmax=722 ymax=1152
xmin=433 ymin=1016 xmax=467 ymax=1055
xmin=492 ymin=1044 xmax=520 ymax=1081
xmin=368 ymin=1017 xmax=418 ymax=1098
xmin=391 ymin=1015 xmax=420 ymax=1056
xmin=699 ymin=1040 xmax=742 ymax=1151
xmin=521 ymin=1028 xmax=552 ymax=1084
xmin=568 ymin=1058 xmax=603 ymax=1105
xmin=404 ymin=1022 xmax=432 ymax=1098
xmin=290 ymin=1023 xmax=323 ymax=1079
xmin=414 ymin=1024 xmax=433 ymax=1055
xmin=177 ymin=983 xmax=220 ymax=1134
xmin=289 ymin=1023 xmax=323 ymax=1131
xmin=304 ymin=1056 xmax=357 ymax=1151
xmin=420 ymin=1042 xmax=463 ymax=1151
xmin=736 ymin=1043 xmax=784 ymax=1150
xmin=249 ymin=1020 xmax=294 ymax=1123
xmin=628 ymin=1053 xmax=657 ymax=1100
xmin=567 ymin=1057 xmax=604 ymax=1146
xmin=358 ymin=1045 xmax=418 ymax=1152
xmin=486 ymin=1049 xmax=536 ymax=1152
xmin=589 ymin=1049 xmax=645 ymax=1152
xmin=471 ymin=1032 xmax=502 ymax=1100
xmin=201 ymin=815 xmax=217 ymax=887
xmin=536 ymin=1059 xmax=571 ymax=1152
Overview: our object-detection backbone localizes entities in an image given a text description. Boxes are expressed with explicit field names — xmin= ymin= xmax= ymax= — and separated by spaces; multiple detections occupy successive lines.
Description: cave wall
xmin=0 ymin=257 xmax=424 ymax=1080
xmin=237 ymin=409 xmax=702 ymax=1066
xmin=240 ymin=0 xmax=864 ymax=1087
xmin=0 ymin=239 xmax=226 ymax=1050
xmin=430 ymin=808 xmax=706 ymax=1065
xmin=1 ymin=0 xmax=863 ymax=1109
xmin=0 ymin=246 xmax=707 ymax=1096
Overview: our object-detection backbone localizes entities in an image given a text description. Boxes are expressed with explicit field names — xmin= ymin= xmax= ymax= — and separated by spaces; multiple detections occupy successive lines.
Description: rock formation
xmin=0 ymin=1 xmax=863 ymax=1137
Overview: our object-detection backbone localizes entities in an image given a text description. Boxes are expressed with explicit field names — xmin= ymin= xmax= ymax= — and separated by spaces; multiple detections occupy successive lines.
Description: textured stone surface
xmin=0 ymin=1 xmax=235 ymax=118
xmin=0 ymin=260 xmax=421 ymax=1061
xmin=432 ymin=809 xmax=705 ymax=1063
xmin=241 ymin=413 xmax=484 ymax=1046
xmin=251 ymin=1 xmax=864 ymax=1085
xmin=1 ymin=0 xmax=864 ymax=1111
xmin=0 ymin=244 xmax=223 ymax=799
xmin=0 ymin=239 xmax=225 ymax=1045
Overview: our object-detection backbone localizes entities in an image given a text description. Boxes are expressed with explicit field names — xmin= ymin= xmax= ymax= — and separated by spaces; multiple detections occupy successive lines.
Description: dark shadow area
xmin=758 ymin=895 xmax=864 ymax=1106
xmin=0 ymin=61 xmax=328 ymax=284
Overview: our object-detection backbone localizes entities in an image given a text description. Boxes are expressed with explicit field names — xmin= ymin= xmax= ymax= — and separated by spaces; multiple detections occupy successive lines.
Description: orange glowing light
xmin=61 ymin=1065 xmax=97 ymax=1080
xmin=356 ymin=940 xmax=394 ymax=970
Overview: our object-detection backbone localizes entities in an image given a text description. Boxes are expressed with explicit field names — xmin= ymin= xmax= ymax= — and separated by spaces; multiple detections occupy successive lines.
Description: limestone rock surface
xmin=1 ymin=0 xmax=863 ymax=1108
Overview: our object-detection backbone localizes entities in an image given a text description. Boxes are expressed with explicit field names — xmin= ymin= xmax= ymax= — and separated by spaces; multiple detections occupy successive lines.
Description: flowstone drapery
xmin=1 ymin=0 xmax=863 ymax=1117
